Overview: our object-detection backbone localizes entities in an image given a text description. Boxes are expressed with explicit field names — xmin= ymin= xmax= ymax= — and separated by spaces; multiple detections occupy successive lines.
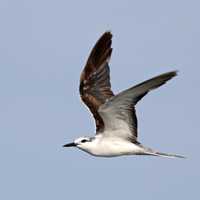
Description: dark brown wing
xmin=79 ymin=32 xmax=114 ymax=132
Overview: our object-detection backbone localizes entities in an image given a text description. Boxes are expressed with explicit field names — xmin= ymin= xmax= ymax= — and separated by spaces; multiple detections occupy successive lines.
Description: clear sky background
xmin=0 ymin=0 xmax=199 ymax=199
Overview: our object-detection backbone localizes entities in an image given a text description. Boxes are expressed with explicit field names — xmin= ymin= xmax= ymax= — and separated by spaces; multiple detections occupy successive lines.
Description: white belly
xmin=84 ymin=138 xmax=144 ymax=157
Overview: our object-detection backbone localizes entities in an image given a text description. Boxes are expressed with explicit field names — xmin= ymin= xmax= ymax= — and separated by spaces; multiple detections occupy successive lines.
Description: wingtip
xmin=104 ymin=30 xmax=112 ymax=35
xmin=167 ymin=70 xmax=178 ymax=77
xmin=161 ymin=70 xmax=179 ymax=80
xmin=172 ymin=70 xmax=179 ymax=76
xmin=101 ymin=31 xmax=113 ymax=39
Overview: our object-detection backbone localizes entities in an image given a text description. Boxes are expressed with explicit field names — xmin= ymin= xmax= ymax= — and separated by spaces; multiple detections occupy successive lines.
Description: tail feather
xmin=153 ymin=151 xmax=186 ymax=159
xmin=146 ymin=151 xmax=186 ymax=159
xmin=142 ymin=146 xmax=186 ymax=158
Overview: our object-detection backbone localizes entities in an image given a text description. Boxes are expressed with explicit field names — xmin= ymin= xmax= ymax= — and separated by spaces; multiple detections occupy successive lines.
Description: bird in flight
xmin=63 ymin=32 xmax=184 ymax=158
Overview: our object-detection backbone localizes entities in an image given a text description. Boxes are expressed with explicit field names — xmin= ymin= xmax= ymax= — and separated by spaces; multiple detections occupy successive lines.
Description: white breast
xmin=81 ymin=135 xmax=143 ymax=157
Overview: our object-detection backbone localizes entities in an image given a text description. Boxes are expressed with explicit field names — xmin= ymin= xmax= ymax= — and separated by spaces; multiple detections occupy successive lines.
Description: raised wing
xmin=80 ymin=32 xmax=114 ymax=132
xmin=99 ymin=71 xmax=177 ymax=142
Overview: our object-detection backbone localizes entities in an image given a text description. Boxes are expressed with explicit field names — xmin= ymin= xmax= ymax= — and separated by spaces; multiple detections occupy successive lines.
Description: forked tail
xmin=143 ymin=146 xmax=186 ymax=158
xmin=152 ymin=151 xmax=186 ymax=159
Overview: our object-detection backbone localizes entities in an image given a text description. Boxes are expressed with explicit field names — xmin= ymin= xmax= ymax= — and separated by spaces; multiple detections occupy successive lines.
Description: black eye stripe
xmin=81 ymin=139 xmax=88 ymax=143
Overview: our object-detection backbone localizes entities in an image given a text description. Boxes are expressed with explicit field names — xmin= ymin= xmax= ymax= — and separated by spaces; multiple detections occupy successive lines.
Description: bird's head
xmin=63 ymin=136 xmax=93 ymax=149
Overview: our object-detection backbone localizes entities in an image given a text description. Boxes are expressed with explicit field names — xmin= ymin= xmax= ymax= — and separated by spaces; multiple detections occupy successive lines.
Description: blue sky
xmin=0 ymin=0 xmax=199 ymax=199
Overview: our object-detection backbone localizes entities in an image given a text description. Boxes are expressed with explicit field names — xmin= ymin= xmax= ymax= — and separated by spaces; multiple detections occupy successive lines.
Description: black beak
xmin=63 ymin=142 xmax=76 ymax=147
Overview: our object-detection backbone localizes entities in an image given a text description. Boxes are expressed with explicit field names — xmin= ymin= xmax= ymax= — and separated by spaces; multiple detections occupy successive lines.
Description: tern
xmin=63 ymin=32 xmax=184 ymax=158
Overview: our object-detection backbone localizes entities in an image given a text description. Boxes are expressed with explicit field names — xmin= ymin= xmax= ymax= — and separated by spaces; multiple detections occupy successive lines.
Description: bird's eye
xmin=81 ymin=139 xmax=88 ymax=143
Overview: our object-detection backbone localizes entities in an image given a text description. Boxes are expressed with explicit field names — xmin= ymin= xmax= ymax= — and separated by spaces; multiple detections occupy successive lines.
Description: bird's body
xmin=63 ymin=31 xmax=185 ymax=158
xmin=76 ymin=134 xmax=143 ymax=157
